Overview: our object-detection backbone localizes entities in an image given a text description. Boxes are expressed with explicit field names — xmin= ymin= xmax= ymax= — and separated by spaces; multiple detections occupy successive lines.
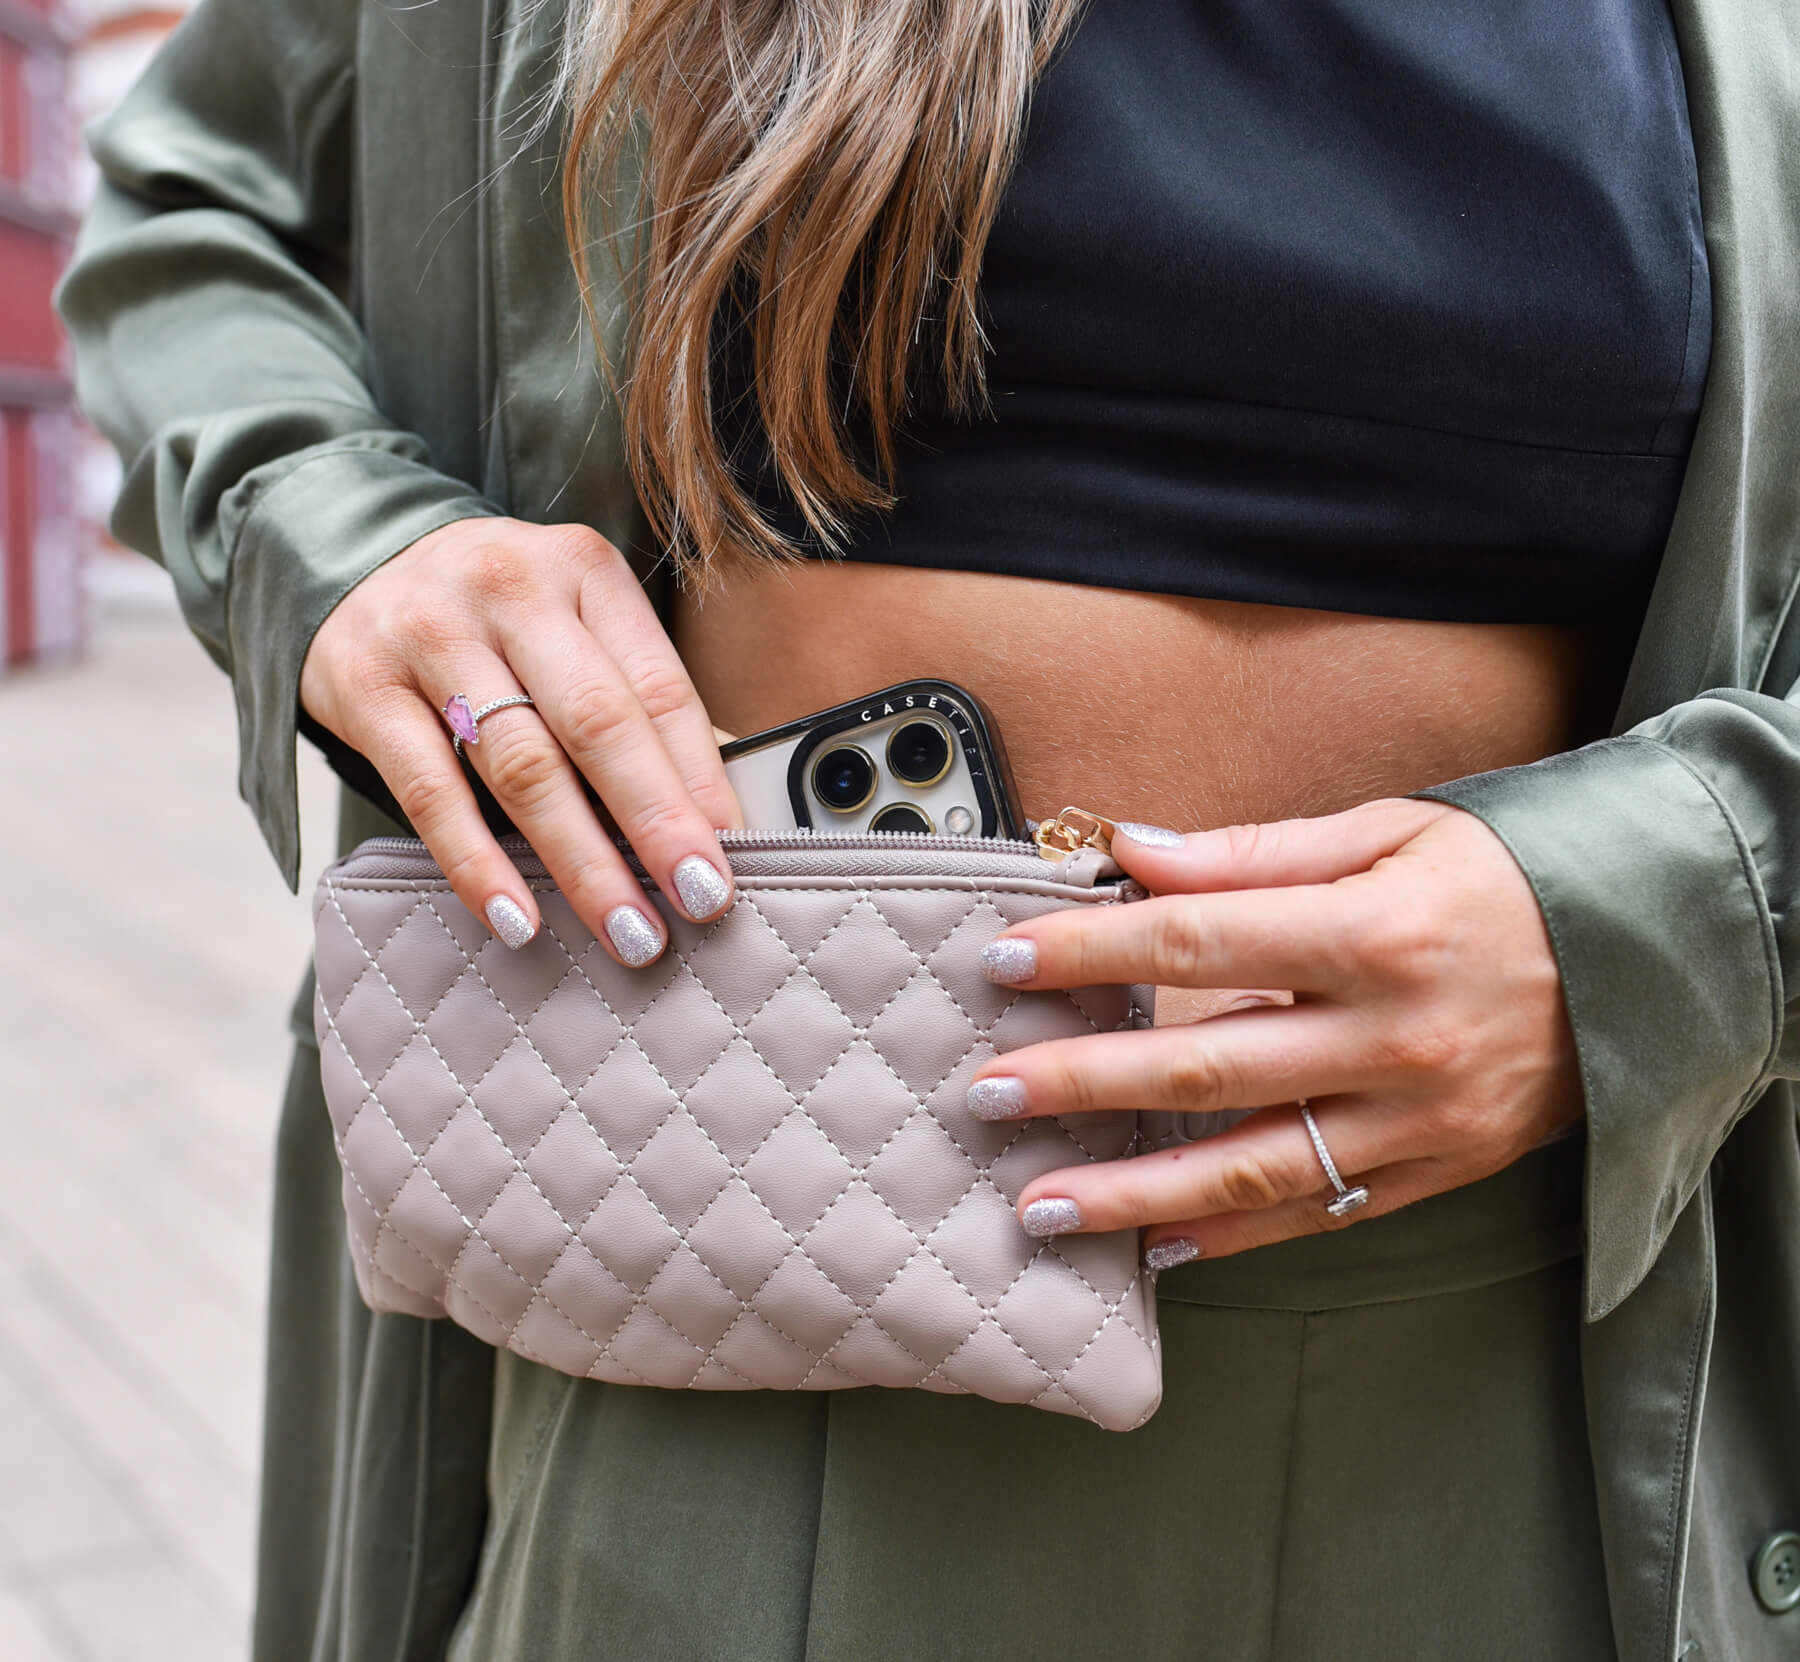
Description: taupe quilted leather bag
xmin=313 ymin=831 xmax=1163 ymax=1431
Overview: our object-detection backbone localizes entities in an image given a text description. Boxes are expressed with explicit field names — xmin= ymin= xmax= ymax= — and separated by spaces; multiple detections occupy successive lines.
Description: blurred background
xmin=2 ymin=2 xmax=337 ymax=1655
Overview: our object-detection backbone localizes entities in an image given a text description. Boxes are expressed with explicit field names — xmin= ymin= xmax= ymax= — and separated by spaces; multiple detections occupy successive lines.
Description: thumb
xmin=1110 ymin=797 xmax=1448 ymax=893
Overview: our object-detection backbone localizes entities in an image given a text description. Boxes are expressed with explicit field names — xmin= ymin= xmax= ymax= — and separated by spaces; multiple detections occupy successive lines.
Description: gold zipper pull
xmin=1033 ymin=806 xmax=1117 ymax=861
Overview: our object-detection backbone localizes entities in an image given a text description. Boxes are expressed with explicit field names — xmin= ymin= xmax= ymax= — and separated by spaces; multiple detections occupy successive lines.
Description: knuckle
xmin=1371 ymin=1014 xmax=1467 ymax=1079
xmin=1355 ymin=903 xmax=1446 ymax=986
xmin=560 ymin=852 xmax=632 ymax=916
xmin=1116 ymin=1181 xmax=1159 ymax=1231
xmin=393 ymin=601 xmax=461 ymax=659
xmin=563 ymin=683 xmax=640 ymax=760
xmin=1222 ymin=820 xmax=1271 ymax=868
xmin=465 ymin=544 xmax=538 ymax=607
xmin=350 ymin=656 xmax=408 ymax=709
xmin=1214 ymin=1151 xmax=1289 ymax=1213
xmin=1146 ymin=903 xmax=1215 ymax=984
xmin=1159 ymin=1043 xmax=1229 ymax=1111
xmin=624 ymin=654 xmax=699 ymax=726
xmin=1424 ymin=1090 xmax=1498 ymax=1147
xmin=542 ymin=521 xmax=617 ymax=571
xmin=1051 ymin=1058 xmax=1100 ymax=1117
xmin=1397 ymin=1017 xmax=1467 ymax=1077
xmin=392 ymin=767 xmax=460 ymax=834
xmin=435 ymin=844 xmax=495 ymax=901
xmin=622 ymin=794 xmax=691 ymax=848
xmin=487 ymin=733 xmax=567 ymax=809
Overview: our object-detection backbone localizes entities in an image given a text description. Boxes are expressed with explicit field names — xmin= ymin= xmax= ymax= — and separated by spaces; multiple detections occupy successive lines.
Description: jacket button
xmin=1752 ymin=1532 xmax=1800 ymax=1614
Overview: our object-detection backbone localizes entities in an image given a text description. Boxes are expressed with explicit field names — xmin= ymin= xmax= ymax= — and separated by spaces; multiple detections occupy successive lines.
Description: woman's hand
xmin=968 ymin=799 xmax=1584 ymax=1263
xmin=300 ymin=517 xmax=743 ymax=963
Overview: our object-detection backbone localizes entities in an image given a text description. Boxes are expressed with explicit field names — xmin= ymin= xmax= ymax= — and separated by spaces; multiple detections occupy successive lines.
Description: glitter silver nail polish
xmin=672 ymin=854 xmax=732 ymax=920
xmin=967 ymin=1076 xmax=1030 ymax=1121
xmin=1021 ymin=1197 xmax=1082 ymax=1237
xmin=605 ymin=904 xmax=664 ymax=967
xmin=980 ymin=937 xmax=1038 ymax=985
xmin=1144 ymin=1237 xmax=1201 ymax=1272
xmin=484 ymin=895 xmax=536 ymax=951
xmin=1116 ymin=821 xmax=1185 ymax=848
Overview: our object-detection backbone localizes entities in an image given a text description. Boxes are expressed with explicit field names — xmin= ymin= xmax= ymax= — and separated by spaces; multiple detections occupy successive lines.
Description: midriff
xmin=676 ymin=559 xmax=1625 ymax=829
xmin=677 ymin=561 xmax=1628 ymax=1025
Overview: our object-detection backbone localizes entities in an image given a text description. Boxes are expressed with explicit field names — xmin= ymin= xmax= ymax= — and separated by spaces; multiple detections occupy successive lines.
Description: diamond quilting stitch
xmin=575 ymin=1046 xmax=683 ymax=1161
xmin=925 ymin=1183 xmax=1041 ymax=1308
xmin=862 ymin=1110 xmax=985 ymax=1234
xmin=739 ymin=1114 xmax=859 ymax=1237
xmin=579 ymin=1175 xmax=684 ymax=1295
xmin=801 ymin=900 xmax=920 ymax=1025
xmin=625 ymin=1109 xmax=739 ymax=1234
xmin=319 ymin=860 xmax=1162 ymax=1429
xmin=328 ymin=970 xmax=417 ymax=1085
xmin=683 ymin=1179 xmax=796 ymax=1302
xmin=864 ymin=972 xmax=984 ymax=1088
xmin=521 ymin=973 xmax=625 ymax=1083
xmin=869 ymin=1252 xmax=984 ymax=1368
xmin=522 ymin=1106 xmax=624 ymax=1224
xmin=801 ymin=1041 xmax=919 ymax=1167
xmin=804 ymin=1183 xmax=926 ymax=1307
xmin=682 ymin=904 xmax=796 ymax=1023
xmin=469 ymin=1039 xmax=573 ymax=1150
xmin=625 ymin=971 xmax=739 ymax=1095
xmin=740 ymin=972 xmax=858 ymax=1095
xmin=423 ymin=970 xmax=520 ymax=1083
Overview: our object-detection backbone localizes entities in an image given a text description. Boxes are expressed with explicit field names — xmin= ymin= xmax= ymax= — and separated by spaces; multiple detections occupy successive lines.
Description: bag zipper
xmin=351 ymin=805 xmax=1122 ymax=865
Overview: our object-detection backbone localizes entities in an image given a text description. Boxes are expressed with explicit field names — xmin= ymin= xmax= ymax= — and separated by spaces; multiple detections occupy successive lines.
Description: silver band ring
xmin=443 ymin=692 xmax=535 ymax=758
xmin=1298 ymin=1100 xmax=1370 ymax=1218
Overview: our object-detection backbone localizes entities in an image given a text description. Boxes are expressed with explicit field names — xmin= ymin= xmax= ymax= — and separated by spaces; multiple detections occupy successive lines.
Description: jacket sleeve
xmin=1415 ymin=682 xmax=1797 ymax=1321
xmin=55 ymin=0 xmax=502 ymax=891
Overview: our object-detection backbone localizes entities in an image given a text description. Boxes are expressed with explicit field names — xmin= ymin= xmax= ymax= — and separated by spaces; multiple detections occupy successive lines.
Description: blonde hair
xmin=552 ymin=0 xmax=1082 ymax=587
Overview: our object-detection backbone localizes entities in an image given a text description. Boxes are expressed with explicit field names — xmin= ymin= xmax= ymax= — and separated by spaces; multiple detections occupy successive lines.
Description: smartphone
xmin=719 ymin=679 xmax=1026 ymax=839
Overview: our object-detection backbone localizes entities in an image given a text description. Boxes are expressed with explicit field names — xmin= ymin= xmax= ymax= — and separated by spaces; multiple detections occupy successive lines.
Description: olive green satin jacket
xmin=55 ymin=0 xmax=1800 ymax=1656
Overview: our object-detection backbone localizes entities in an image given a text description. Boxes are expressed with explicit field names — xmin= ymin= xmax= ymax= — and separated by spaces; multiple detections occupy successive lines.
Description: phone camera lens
xmin=812 ymin=745 xmax=877 ymax=813
xmin=886 ymin=719 xmax=953 ymax=787
xmin=870 ymin=803 xmax=934 ymax=835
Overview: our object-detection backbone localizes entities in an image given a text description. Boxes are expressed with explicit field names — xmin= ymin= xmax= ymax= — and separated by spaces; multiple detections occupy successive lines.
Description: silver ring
xmin=443 ymin=692 xmax=535 ymax=758
xmin=1298 ymin=1100 xmax=1370 ymax=1218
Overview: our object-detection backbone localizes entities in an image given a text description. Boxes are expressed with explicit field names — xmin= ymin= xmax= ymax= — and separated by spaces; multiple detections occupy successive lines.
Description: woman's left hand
xmin=969 ymin=798 xmax=1585 ymax=1264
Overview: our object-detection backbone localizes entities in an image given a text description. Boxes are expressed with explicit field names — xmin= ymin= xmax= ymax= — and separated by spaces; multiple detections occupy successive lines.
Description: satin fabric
xmin=54 ymin=0 xmax=1800 ymax=1656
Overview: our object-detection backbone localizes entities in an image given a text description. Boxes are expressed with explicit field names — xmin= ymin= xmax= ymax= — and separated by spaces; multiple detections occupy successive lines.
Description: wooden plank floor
xmin=0 ymin=575 xmax=338 ymax=1661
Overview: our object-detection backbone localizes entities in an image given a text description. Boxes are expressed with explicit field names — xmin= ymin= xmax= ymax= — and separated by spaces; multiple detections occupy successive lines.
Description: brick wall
xmin=0 ymin=0 xmax=79 ymax=667
xmin=1 ymin=0 xmax=193 ymax=669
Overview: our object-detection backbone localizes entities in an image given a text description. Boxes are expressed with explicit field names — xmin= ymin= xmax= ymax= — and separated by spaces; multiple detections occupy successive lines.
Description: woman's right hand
xmin=299 ymin=516 xmax=744 ymax=964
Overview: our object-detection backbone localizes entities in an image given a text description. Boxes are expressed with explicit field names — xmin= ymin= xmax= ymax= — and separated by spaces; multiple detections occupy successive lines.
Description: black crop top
xmin=722 ymin=0 xmax=1712 ymax=626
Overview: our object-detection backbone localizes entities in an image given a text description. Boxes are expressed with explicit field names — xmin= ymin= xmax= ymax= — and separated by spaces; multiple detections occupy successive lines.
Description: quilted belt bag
xmin=312 ymin=827 xmax=1164 ymax=1431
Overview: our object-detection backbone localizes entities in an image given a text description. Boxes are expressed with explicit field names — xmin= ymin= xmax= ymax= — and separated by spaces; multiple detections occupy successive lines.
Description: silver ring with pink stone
xmin=442 ymin=692 xmax=536 ymax=758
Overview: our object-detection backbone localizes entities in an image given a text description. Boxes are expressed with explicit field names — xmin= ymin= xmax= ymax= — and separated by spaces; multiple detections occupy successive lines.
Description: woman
xmin=55 ymin=0 xmax=1800 ymax=1657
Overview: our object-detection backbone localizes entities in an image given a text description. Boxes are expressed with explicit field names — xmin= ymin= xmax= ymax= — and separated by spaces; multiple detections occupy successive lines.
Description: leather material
xmin=313 ymin=835 xmax=1163 ymax=1431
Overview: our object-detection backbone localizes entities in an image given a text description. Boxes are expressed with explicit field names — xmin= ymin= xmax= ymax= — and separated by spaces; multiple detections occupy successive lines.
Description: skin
xmin=303 ymin=528 xmax=1611 ymax=1259
xmin=972 ymin=801 xmax=1584 ymax=1261
xmin=301 ymin=518 xmax=746 ymax=965
xmin=683 ymin=559 xmax=1606 ymax=1261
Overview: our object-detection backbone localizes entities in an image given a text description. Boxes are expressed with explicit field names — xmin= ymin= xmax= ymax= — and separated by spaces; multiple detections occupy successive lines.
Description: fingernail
xmin=671 ymin=853 xmax=732 ymax=920
xmin=980 ymin=938 xmax=1038 ymax=985
xmin=605 ymin=904 xmax=664 ymax=967
xmin=484 ymin=895 xmax=536 ymax=951
xmin=1022 ymin=1198 xmax=1082 ymax=1238
xmin=1116 ymin=822 xmax=1185 ymax=848
xmin=1144 ymin=1237 xmax=1201 ymax=1272
xmin=967 ymin=1076 xmax=1030 ymax=1121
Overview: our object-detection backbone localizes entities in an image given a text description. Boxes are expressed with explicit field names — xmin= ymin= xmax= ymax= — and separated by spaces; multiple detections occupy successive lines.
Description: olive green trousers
xmin=260 ymin=1029 xmax=1614 ymax=1662
xmin=446 ymin=1145 xmax=1610 ymax=1661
